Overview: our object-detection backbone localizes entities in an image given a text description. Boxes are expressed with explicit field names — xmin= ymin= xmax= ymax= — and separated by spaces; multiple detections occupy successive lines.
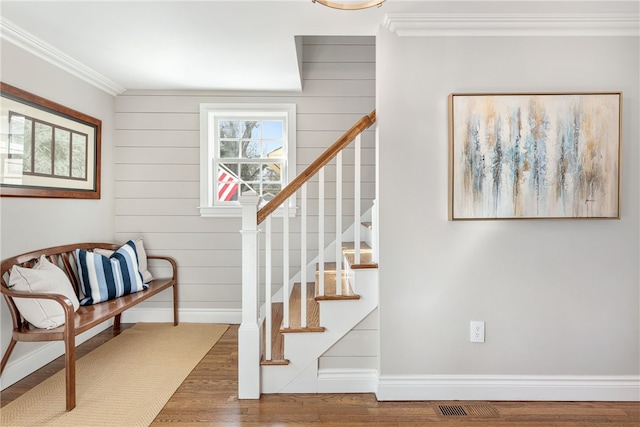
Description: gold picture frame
xmin=449 ymin=92 xmax=621 ymax=220
xmin=0 ymin=82 xmax=101 ymax=199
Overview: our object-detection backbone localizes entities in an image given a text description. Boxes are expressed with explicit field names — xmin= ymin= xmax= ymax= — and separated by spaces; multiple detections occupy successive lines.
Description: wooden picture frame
xmin=0 ymin=82 xmax=101 ymax=199
xmin=449 ymin=92 xmax=621 ymax=220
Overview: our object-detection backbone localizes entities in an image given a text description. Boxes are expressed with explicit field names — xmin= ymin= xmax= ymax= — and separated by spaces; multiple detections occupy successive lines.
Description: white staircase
xmin=261 ymin=220 xmax=379 ymax=393
xmin=238 ymin=111 xmax=377 ymax=398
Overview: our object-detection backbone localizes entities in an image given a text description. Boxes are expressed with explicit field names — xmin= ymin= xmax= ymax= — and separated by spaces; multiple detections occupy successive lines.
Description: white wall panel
xmin=303 ymin=44 xmax=376 ymax=63
xmin=115 ymin=130 xmax=199 ymax=147
xmin=115 ymin=147 xmax=198 ymax=164
xmin=114 ymin=37 xmax=377 ymax=331
xmin=301 ymin=80 xmax=375 ymax=97
xmin=115 ymin=181 xmax=199 ymax=199
xmin=302 ymin=62 xmax=375 ymax=80
xmin=115 ymin=112 xmax=198 ymax=130
xmin=115 ymin=164 xmax=199 ymax=181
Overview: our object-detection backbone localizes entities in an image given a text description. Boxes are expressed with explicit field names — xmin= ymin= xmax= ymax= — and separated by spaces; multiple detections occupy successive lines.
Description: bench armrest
xmin=0 ymin=287 xmax=77 ymax=332
xmin=147 ymin=255 xmax=178 ymax=282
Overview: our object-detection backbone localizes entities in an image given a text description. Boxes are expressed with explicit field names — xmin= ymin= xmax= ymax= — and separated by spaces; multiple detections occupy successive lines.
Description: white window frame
xmin=199 ymin=103 xmax=296 ymax=217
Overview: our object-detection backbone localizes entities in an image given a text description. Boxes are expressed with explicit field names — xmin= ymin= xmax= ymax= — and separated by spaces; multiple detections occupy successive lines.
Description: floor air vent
xmin=438 ymin=405 xmax=467 ymax=417
xmin=437 ymin=404 xmax=499 ymax=418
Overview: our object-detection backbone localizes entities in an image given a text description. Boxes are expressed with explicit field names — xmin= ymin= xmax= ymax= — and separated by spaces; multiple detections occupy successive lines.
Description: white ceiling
xmin=0 ymin=0 xmax=398 ymax=93
xmin=1 ymin=1 xmax=636 ymax=94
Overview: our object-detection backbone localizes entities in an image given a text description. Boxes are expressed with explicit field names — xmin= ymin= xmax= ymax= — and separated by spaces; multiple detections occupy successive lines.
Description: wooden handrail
xmin=257 ymin=110 xmax=376 ymax=225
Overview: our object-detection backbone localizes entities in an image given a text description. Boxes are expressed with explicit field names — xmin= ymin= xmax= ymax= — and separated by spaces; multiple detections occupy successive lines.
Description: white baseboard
xmin=0 ymin=321 xmax=113 ymax=390
xmin=317 ymin=369 xmax=378 ymax=393
xmin=376 ymin=375 xmax=640 ymax=402
xmin=1 ymin=308 xmax=240 ymax=391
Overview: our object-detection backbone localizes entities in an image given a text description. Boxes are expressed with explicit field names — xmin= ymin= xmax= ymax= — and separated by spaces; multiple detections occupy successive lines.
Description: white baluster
xmin=300 ymin=183 xmax=307 ymax=328
xmin=354 ymin=133 xmax=361 ymax=265
xmin=283 ymin=200 xmax=290 ymax=329
xmin=335 ymin=151 xmax=342 ymax=296
xmin=318 ymin=168 xmax=325 ymax=297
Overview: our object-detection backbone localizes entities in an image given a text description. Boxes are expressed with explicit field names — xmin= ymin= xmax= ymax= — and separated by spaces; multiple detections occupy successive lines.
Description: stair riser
xmin=261 ymin=269 xmax=378 ymax=393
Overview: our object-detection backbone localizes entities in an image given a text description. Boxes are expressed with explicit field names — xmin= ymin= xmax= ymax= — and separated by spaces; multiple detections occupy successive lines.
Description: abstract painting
xmin=449 ymin=93 xmax=621 ymax=220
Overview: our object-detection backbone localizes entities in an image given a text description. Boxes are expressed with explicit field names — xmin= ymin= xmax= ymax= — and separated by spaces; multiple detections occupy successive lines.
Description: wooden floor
xmin=2 ymin=324 xmax=639 ymax=426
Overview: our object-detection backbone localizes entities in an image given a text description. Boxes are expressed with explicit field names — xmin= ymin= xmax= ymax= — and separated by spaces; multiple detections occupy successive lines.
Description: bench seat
xmin=0 ymin=242 xmax=178 ymax=411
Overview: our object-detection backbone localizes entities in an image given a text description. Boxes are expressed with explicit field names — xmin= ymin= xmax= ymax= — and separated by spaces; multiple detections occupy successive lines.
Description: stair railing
xmin=238 ymin=110 xmax=376 ymax=399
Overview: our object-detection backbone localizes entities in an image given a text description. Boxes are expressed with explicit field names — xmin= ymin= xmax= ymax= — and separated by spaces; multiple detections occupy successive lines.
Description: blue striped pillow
xmin=76 ymin=240 xmax=148 ymax=305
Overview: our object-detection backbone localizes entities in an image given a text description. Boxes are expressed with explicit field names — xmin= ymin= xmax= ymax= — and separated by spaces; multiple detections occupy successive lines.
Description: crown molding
xmin=383 ymin=12 xmax=640 ymax=37
xmin=0 ymin=17 xmax=125 ymax=96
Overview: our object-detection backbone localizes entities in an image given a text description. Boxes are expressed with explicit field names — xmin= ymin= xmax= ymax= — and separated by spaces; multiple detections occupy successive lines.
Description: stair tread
xmin=261 ymin=302 xmax=289 ymax=365
xmin=361 ymin=221 xmax=373 ymax=229
xmin=281 ymin=282 xmax=325 ymax=333
xmin=343 ymin=242 xmax=378 ymax=269
xmin=315 ymin=262 xmax=360 ymax=300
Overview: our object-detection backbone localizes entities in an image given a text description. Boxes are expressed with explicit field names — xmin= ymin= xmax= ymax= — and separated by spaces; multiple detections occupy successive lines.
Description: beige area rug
xmin=0 ymin=322 xmax=229 ymax=427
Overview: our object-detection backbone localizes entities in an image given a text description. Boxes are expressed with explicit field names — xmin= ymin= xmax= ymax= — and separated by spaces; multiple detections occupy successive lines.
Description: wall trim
xmin=376 ymin=375 xmax=640 ymax=402
xmin=317 ymin=368 xmax=378 ymax=393
xmin=383 ymin=12 xmax=640 ymax=37
xmin=0 ymin=17 xmax=125 ymax=96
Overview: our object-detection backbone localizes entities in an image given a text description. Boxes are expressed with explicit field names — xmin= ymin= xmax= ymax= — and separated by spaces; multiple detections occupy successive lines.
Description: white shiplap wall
xmin=114 ymin=34 xmax=377 ymax=362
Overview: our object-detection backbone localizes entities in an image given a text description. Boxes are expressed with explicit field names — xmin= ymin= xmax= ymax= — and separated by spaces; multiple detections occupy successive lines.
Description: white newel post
xmin=238 ymin=192 xmax=262 ymax=399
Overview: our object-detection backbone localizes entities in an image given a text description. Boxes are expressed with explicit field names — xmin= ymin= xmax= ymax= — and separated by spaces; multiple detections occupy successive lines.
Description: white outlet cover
xmin=470 ymin=321 xmax=485 ymax=343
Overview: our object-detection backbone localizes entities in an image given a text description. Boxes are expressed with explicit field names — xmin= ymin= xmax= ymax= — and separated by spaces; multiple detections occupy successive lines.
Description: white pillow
xmin=8 ymin=255 xmax=80 ymax=329
xmin=94 ymin=238 xmax=154 ymax=283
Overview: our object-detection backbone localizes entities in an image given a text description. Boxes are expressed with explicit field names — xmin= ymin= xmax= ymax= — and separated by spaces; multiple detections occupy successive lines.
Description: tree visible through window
xmin=199 ymin=103 xmax=296 ymax=217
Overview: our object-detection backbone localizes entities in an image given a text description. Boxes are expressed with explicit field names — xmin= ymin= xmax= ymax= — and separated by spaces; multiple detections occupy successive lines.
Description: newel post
xmin=238 ymin=192 xmax=262 ymax=399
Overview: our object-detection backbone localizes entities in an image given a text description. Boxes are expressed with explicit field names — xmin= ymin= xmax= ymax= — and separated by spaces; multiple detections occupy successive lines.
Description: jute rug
xmin=0 ymin=322 xmax=229 ymax=427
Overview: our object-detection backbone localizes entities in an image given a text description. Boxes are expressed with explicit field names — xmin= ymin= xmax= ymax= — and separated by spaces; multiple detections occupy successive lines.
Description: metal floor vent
xmin=439 ymin=405 xmax=467 ymax=417
xmin=438 ymin=404 xmax=499 ymax=418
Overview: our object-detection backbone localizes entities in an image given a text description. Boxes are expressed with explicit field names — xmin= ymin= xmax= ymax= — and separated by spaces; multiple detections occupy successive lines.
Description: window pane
xmin=263 ymin=140 xmax=283 ymax=158
xmin=262 ymin=162 xmax=281 ymax=181
xmin=220 ymin=140 xmax=239 ymax=158
xmin=242 ymin=140 xmax=261 ymax=159
xmin=243 ymin=121 xmax=260 ymax=139
xmin=219 ymin=162 xmax=238 ymax=176
xmin=71 ymin=134 xmax=87 ymax=179
xmin=34 ymin=122 xmax=52 ymax=174
xmin=262 ymin=184 xmax=282 ymax=201
xmin=240 ymin=183 xmax=256 ymax=196
xmin=219 ymin=120 xmax=241 ymax=138
xmin=239 ymin=163 xmax=260 ymax=182
xmin=263 ymin=120 xmax=283 ymax=140
xmin=217 ymin=164 xmax=239 ymax=202
xmin=54 ymin=129 xmax=71 ymax=177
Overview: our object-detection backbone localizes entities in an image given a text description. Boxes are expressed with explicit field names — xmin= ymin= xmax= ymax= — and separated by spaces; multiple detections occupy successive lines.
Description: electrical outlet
xmin=470 ymin=321 xmax=485 ymax=343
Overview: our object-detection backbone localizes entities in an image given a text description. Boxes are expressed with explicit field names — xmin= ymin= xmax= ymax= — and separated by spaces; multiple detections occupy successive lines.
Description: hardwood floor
xmin=2 ymin=324 xmax=639 ymax=426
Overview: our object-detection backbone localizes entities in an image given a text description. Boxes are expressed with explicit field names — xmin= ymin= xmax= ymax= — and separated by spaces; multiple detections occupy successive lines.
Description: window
xmin=199 ymin=103 xmax=296 ymax=217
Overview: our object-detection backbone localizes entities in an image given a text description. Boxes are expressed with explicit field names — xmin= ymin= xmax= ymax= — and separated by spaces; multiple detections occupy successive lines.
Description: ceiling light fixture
xmin=312 ymin=0 xmax=386 ymax=11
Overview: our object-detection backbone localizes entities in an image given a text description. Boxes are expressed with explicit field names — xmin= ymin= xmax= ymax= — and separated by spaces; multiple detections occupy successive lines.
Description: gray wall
xmin=377 ymin=31 xmax=639 ymax=382
xmin=0 ymin=40 xmax=116 ymax=380
xmin=114 ymin=36 xmax=376 ymax=321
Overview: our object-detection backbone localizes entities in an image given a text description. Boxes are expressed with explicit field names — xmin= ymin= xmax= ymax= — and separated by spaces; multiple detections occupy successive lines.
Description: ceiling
xmin=1 ymin=1 xmax=635 ymax=94
xmin=0 ymin=0 xmax=400 ymax=94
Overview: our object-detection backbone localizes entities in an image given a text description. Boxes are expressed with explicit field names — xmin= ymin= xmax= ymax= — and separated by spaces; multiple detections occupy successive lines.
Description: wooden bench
xmin=0 ymin=242 xmax=178 ymax=411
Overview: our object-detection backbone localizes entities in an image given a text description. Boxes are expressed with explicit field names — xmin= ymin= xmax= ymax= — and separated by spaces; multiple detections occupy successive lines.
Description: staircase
xmin=239 ymin=111 xmax=377 ymax=398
